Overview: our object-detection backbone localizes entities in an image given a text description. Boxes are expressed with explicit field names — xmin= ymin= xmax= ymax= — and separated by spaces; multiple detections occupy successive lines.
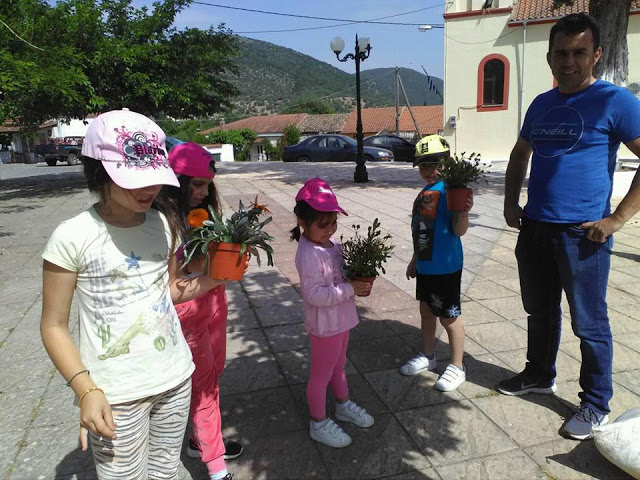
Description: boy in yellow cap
xmin=400 ymin=135 xmax=473 ymax=391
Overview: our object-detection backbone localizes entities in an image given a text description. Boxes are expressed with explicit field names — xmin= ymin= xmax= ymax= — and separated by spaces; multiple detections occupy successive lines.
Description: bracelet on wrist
xmin=79 ymin=387 xmax=105 ymax=405
xmin=66 ymin=369 xmax=90 ymax=387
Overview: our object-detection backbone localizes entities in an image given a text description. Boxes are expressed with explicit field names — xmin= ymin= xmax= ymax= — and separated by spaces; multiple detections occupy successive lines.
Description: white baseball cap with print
xmin=81 ymin=108 xmax=179 ymax=189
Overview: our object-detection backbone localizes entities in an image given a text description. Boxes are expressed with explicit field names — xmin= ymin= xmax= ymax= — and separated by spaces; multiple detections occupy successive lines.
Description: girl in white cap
xmin=291 ymin=177 xmax=375 ymax=448
xmin=40 ymin=110 xmax=227 ymax=479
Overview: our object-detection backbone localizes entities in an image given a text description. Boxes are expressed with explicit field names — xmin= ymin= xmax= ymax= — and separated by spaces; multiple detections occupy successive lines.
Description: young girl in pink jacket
xmin=291 ymin=177 xmax=375 ymax=448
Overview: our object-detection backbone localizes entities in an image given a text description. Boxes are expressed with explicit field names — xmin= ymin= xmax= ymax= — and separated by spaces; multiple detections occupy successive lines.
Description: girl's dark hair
xmin=154 ymin=174 xmax=221 ymax=247
xmin=289 ymin=200 xmax=334 ymax=242
xmin=549 ymin=13 xmax=600 ymax=52
xmin=82 ymin=156 xmax=112 ymax=202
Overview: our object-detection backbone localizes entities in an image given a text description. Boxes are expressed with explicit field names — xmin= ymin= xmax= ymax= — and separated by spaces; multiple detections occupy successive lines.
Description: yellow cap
xmin=413 ymin=135 xmax=450 ymax=166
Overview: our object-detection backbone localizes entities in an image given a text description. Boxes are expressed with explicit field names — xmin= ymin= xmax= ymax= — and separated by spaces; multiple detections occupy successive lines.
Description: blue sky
xmin=135 ymin=0 xmax=446 ymax=78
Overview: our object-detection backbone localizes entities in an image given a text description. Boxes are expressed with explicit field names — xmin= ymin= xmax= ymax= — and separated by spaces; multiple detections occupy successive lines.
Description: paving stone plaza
xmin=1 ymin=161 xmax=639 ymax=479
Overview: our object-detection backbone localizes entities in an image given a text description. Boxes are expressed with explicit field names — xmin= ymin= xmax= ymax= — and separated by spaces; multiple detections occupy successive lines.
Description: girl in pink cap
xmin=155 ymin=141 xmax=242 ymax=480
xmin=291 ymin=177 xmax=375 ymax=448
xmin=40 ymin=110 xmax=228 ymax=479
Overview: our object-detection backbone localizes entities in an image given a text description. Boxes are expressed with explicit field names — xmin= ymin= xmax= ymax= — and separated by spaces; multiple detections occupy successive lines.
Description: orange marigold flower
xmin=250 ymin=195 xmax=271 ymax=214
xmin=187 ymin=208 xmax=209 ymax=228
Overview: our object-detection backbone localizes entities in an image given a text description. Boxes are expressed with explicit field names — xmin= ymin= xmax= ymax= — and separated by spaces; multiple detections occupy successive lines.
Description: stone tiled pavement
xmin=1 ymin=161 xmax=640 ymax=480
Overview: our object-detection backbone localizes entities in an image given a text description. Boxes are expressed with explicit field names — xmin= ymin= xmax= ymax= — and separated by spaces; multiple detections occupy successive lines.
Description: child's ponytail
xmin=290 ymin=225 xmax=301 ymax=242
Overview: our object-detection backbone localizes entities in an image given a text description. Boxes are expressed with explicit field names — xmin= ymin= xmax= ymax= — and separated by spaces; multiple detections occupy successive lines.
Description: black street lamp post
xmin=331 ymin=34 xmax=371 ymax=183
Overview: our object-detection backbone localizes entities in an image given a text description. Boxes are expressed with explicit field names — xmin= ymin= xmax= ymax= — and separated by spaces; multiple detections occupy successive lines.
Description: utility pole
xmin=395 ymin=67 xmax=400 ymax=137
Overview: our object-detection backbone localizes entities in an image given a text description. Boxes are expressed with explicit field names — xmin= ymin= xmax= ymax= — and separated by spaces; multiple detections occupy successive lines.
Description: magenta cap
xmin=295 ymin=177 xmax=347 ymax=215
xmin=169 ymin=141 xmax=216 ymax=179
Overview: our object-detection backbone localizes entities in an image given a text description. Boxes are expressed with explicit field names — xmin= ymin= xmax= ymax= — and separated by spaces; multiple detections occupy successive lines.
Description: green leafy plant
xmin=340 ymin=218 xmax=394 ymax=278
xmin=438 ymin=152 xmax=487 ymax=189
xmin=182 ymin=199 xmax=275 ymax=270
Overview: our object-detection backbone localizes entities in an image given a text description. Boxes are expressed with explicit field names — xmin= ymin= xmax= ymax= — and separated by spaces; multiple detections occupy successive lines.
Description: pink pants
xmin=175 ymin=285 xmax=228 ymax=474
xmin=307 ymin=331 xmax=350 ymax=419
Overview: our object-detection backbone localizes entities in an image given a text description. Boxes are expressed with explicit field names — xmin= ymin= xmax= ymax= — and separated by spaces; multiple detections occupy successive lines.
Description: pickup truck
xmin=34 ymin=136 xmax=84 ymax=166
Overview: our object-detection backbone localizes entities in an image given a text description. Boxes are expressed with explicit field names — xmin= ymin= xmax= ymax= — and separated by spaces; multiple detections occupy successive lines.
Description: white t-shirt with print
xmin=42 ymin=208 xmax=194 ymax=405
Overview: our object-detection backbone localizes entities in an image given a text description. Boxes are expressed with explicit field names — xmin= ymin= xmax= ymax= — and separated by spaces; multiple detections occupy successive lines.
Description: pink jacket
xmin=295 ymin=235 xmax=359 ymax=337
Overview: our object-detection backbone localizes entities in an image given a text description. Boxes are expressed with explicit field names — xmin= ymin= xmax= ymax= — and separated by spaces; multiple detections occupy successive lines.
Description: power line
xmin=0 ymin=17 xmax=44 ymax=51
xmin=234 ymin=3 xmax=446 ymax=34
xmin=192 ymin=2 xmax=445 ymax=27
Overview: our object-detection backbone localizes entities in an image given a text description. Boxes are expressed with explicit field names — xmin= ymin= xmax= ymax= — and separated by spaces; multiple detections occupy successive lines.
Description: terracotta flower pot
xmin=446 ymin=188 xmax=472 ymax=212
xmin=208 ymin=242 xmax=248 ymax=281
xmin=352 ymin=276 xmax=376 ymax=297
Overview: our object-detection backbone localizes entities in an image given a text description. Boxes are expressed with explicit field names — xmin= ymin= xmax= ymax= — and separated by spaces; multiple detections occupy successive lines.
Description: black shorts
xmin=416 ymin=270 xmax=462 ymax=318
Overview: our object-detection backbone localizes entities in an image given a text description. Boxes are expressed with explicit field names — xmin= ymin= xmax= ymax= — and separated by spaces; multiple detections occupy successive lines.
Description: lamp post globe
xmin=330 ymin=34 xmax=372 ymax=183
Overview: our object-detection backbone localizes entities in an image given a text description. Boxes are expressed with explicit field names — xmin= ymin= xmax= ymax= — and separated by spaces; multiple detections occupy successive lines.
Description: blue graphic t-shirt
xmin=411 ymin=181 xmax=463 ymax=275
xmin=520 ymin=80 xmax=640 ymax=223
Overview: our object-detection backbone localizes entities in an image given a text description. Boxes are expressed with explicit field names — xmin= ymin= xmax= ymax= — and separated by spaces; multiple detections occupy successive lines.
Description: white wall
xmin=443 ymin=13 xmax=640 ymax=161
xmin=204 ymin=144 xmax=234 ymax=162
xmin=51 ymin=118 xmax=94 ymax=138
xmin=619 ymin=16 xmax=640 ymax=159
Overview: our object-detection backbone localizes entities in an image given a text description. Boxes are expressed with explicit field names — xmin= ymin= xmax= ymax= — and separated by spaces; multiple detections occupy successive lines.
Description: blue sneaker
xmin=560 ymin=405 xmax=609 ymax=440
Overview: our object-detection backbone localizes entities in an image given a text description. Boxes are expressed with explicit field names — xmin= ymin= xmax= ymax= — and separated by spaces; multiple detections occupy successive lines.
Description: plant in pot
xmin=182 ymin=197 xmax=275 ymax=281
xmin=340 ymin=218 xmax=394 ymax=297
xmin=438 ymin=152 xmax=487 ymax=212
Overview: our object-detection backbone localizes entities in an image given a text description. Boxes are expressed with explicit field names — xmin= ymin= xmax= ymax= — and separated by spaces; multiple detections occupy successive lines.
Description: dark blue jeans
xmin=516 ymin=218 xmax=613 ymax=414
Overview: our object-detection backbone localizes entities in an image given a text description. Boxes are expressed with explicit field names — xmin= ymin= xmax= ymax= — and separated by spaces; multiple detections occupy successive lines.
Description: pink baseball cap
xmin=295 ymin=178 xmax=347 ymax=215
xmin=81 ymin=109 xmax=179 ymax=189
xmin=169 ymin=141 xmax=216 ymax=178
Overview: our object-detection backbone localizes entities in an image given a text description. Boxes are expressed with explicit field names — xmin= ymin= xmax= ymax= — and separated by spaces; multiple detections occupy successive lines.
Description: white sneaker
xmin=309 ymin=418 xmax=352 ymax=448
xmin=400 ymin=353 xmax=437 ymax=376
xmin=335 ymin=400 xmax=374 ymax=428
xmin=434 ymin=364 xmax=466 ymax=392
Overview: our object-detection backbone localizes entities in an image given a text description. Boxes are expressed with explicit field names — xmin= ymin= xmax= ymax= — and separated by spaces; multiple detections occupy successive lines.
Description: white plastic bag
xmin=593 ymin=407 xmax=640 ymax=479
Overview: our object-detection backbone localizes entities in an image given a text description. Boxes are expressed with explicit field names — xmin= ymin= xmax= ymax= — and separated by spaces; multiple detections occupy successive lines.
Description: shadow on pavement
xmin=0 ymin=172 xmax=86 ymax=204
xmin=547 ymin=441 xmax=633 ymax=480
xmin=54 ymin=446 xmax=95 ymax=479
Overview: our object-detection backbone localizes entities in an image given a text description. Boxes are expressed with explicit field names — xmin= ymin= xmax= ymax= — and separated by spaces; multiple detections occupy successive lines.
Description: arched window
xmin=477 ymin=54 xmax=510 ymax=112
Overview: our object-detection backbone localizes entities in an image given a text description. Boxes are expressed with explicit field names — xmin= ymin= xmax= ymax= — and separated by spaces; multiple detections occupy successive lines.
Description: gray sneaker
xmin=560 ymin=405 xmax=609 ymax=440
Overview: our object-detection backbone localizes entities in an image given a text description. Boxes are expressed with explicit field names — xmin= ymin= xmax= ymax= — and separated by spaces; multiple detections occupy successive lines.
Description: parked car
xmin=35 ymin=136 xmax=84 ymax=166
xmin=363 ymin=134 xmax=415 ymax=163
xmin=282 ymin=134 xmax=393 ymax=163
xmin=165 ymin=136 xmax=185 ymax=151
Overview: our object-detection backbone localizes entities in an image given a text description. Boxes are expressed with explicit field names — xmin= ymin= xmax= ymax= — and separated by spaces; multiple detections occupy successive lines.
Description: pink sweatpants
xmin=175 ymin=285 xmax=228 ymax=475
xmin=307 ymin=331 xmax=350 ymax=419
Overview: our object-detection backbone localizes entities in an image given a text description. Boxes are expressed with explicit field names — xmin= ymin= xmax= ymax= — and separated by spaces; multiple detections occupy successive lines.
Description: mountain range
xmin=229 ymin=37 xmax=444 ymax=117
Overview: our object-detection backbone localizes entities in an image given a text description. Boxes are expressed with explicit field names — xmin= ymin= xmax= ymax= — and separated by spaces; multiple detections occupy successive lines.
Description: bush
xmin=341 ymin=218 xmax=394 ymax=278
xmin=194 ymin=128 xmax=257 ymax=162
xmin=276 ymin=124 xmax=301 ymax=159
xmin=438 ymin=152 xmax=486 ymax=189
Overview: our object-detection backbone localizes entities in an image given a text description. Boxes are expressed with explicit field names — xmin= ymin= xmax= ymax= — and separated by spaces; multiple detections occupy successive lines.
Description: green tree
xmin=276 ymin=124 xmax=301 ymax=158
xmin=552 ymin=0 xmax=632 ymax=85
xmin=0 ymin=0 xmax=239 ymax=128
xmin=194 ymin=128 xmax=257 ymax=162
xmin=261 ymin=138 xmax=279 ymax=161
xmin=282 ymin=97 xmax=335 ymax=114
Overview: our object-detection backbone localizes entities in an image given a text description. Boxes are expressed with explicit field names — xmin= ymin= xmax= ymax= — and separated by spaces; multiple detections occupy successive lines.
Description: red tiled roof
xmin=200 ymin=114 xmax=308 ymax=135
xmin=399 ymin=105 xmax=444 ymax=135
xmin=0 ymin=119 xmax=57 ymax=133
xmin=341 ymin=106 xmax=443 ymax=136
xmin=512 ymin=0 xmax=640 ymax=22
xmin=297 ymin=114 xmax=349 ymax=134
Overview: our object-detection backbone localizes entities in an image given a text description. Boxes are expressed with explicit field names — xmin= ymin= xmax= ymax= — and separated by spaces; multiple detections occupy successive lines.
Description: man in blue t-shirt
xmin=498 ymin=13 xmax=640 ymax=441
